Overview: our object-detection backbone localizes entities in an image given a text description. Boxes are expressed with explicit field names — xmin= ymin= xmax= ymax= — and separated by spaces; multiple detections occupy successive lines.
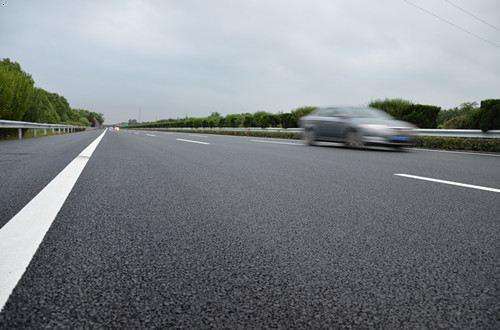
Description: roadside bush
xmin=479 ymin=99 xmax=500 ymax=132
xmin=369 ymin=99 xmax=440 ymax=128
xmin=442 ymin=115 xmax=470 ymax=129
xmin=130 ymin=98 xmax=499 ymax=133
xmin=253 ymin=111 xmax=273 ymax=128
xmin=438 ymin=102 xmax=477 ymax=128
xmin=415 ymin=136 xmax=499 ymax=152
xmin=406 ymin=104 xmax=440 ymax=128
xmin=291 ymin=106 xmax=316 ymax=126
xmin=439 ymin=100 xmax=499 ymax=131
xmin=224 ymin=114 xmax=242 ymax=127
xmin=277 ymin=112 xmax=295 ymax=128
xmin=369 ymin=98 xmax=412 ymax=119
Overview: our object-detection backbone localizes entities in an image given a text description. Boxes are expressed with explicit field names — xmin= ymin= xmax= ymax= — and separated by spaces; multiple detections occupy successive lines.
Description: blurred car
xmin=299 ymin=107 xmax=415 ymax=148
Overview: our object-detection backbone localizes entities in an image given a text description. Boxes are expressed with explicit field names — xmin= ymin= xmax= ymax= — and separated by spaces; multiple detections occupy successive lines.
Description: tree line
xmin=130 ymin=99 xmax=498 ymax=131
xmin=129 ymin=107 xmax=316 ymax=129
xmin=369 ymin=98 xmax=499 ymax=132
xmin=0 ymin=58 xmax=104 ymax=126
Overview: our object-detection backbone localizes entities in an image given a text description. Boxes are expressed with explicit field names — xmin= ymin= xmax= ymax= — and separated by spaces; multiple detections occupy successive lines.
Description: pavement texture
xmin=0 ymin=129 xmax=499 ymax=328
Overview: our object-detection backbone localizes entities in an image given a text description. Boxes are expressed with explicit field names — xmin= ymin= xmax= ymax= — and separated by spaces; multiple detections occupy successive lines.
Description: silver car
xmin=299 ymin=107 xmax=415 ymax=148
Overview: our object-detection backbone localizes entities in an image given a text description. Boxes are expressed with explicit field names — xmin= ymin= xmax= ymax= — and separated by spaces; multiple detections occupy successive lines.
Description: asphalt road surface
xmin=0 ymin=129 xmax=499 ymax=328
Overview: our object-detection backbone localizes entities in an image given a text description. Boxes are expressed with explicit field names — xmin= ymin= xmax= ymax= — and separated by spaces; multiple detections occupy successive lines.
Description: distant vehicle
xmin=114 ymin=126 xmax=120 ymax=131
xmin=299 ymin=107 xmax=415 ymax=148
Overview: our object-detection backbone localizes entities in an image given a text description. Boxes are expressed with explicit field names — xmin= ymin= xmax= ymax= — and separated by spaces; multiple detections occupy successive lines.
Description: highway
xmin=0 ymin=129 xmax=499 ymax=328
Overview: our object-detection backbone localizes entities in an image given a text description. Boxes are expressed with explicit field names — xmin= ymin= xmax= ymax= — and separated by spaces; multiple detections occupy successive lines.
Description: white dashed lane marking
xmin=176 ymin=138 xmax=210 ymax=145
xmin=394 ymin=173 xmax=500 ymax=193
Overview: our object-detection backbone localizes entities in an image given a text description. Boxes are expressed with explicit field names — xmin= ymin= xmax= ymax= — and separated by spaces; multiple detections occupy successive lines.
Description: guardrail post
xmin=44 ymin=128 xmax=47 ymax=135
xmin=18 ymin=128 xmax=22 ymax=140
xmin=33 ymin=129 xmax=37 ymax=137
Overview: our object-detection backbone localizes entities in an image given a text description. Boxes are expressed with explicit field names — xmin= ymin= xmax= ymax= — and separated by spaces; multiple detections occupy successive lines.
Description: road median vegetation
xmin=414 ymin=136 xmax=499 ymax=152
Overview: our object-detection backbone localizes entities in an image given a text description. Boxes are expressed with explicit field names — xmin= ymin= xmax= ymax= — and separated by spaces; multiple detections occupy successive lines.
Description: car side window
xmin=328 ymin=109 xmax=339 ymax=117
xmin=324 ymin=108 xmax=338 ymax=117
xmin=315 ymin=109 xmax=327 ymax=116
xmin=316 ymin=108 xmax=338 ymax=117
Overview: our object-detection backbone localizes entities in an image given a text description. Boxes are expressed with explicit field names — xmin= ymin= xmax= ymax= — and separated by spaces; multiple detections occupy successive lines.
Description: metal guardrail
xmin=130 ymin=127 xmax=500 ymax=139
xmin=414 ymin=129 xmax=500 ymax=138
xmin=0 ymin=119 xmax=86 ymax=139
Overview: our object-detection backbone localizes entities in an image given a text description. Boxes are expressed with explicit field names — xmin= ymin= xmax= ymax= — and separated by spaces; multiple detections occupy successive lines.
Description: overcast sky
xmin=1 ymin=0 xmax=499 ymax=123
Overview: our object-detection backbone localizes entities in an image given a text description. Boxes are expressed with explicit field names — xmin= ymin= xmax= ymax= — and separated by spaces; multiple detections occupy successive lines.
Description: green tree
xmin=241 ymin=113 xmax=255 ymax=127
xmin=224 ymin=114 xmax=242 ymax=127
xmin=277 ymin=112 xmax=294 ymax=128
xmin=291 ymin=106 xmax=316 ymax=127
xmin=23 ymin=88 xmax=61 ymax=123
xmin=479 ymin=99 xmax=500 ymax=132
xmin=207 ymin=112 xmax=222 ymax=127
xmin=438 ymin=102 xmax=478 ymax=127
xmin=0 ymin=58 xmax=35 ymax=120
xmin=253 ymin=111 xmax=272 ymax=128
xmin=45 ymin=92 xmax=72 ymax=122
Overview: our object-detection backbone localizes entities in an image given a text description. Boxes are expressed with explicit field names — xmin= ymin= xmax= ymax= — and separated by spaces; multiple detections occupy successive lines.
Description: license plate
xmin=392 ymin=135 xmax=409 ymax=142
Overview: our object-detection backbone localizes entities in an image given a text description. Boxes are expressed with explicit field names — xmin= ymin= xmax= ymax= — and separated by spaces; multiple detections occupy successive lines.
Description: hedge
xmin=479 ymin=99 xmax=500 ymax=132
xmin=414 ymin=136 xmax=499 ymax=152
xmin=369 ymin=99 xmax=441 ymax=128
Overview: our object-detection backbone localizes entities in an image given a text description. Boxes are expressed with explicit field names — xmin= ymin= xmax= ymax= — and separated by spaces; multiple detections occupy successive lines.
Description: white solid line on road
xmin=250 ymin=139 xmax=303 ymax=146
xmin=176 ymin=138 xmax=210 ymax=145
xmin=394 ymin=174 xmax=500 ymax=193
xmin=145 ymin=134 xmax=156 ymax=137
xmin=186 ymin=133 xmax=209 ymax=138
xmin=414 ymin=148 xmax=500 ymax=157
xmin=0 ymin=130 xmax=107 ymax=311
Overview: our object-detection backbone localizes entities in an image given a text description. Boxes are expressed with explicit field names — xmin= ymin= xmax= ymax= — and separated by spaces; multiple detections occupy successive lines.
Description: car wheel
xmin=345 ymin=130 xmax=364 ymax=149
xmin=304 ymin=128 xmax=316 ymax=145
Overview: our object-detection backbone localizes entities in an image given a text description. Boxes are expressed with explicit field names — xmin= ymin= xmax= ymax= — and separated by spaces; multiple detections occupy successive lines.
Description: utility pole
xmin=139 ymin=108 xmax=142 ymax=123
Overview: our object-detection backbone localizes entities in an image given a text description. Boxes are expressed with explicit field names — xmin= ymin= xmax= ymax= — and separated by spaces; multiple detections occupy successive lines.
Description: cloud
xmin=1 ymin=0 xmax=499 ymax=122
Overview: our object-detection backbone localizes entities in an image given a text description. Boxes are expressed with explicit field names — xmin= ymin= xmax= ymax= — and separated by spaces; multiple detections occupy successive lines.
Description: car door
xmin=317 ymin=108 xmax=345 ymax=141
xmin=308 ymin=108 xmax=330 ymax=139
